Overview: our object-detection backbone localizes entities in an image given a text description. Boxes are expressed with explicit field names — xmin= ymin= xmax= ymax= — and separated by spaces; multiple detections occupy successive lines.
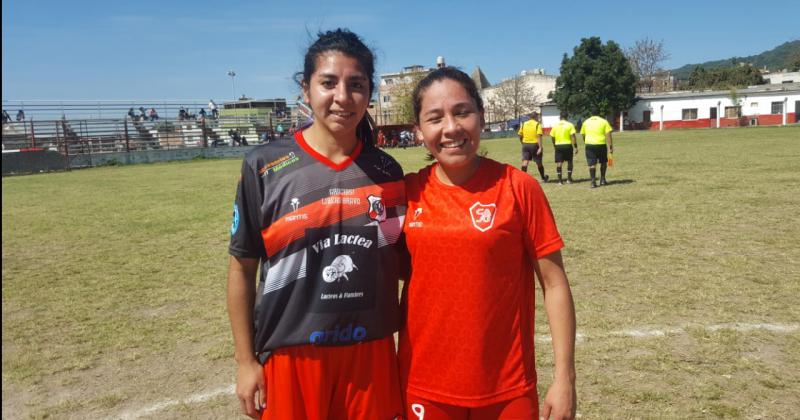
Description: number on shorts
xmin=411 ymin=403 xmax=425 ymax=420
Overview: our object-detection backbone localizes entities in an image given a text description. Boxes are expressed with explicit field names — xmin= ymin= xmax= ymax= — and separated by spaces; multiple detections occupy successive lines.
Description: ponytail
xmin=356 ymin=113 xmax=376 ymax=146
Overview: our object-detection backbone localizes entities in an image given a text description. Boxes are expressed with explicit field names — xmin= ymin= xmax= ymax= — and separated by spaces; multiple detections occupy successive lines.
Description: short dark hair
xmin=412 ymin=67 xmax=483 ymax=124
xmin=560 ymin=110 xmax=569 ymax=120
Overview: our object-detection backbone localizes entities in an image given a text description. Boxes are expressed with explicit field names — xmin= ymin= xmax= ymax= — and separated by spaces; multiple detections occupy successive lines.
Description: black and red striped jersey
xmin=229 ymin=130 xmax=407 ymax=360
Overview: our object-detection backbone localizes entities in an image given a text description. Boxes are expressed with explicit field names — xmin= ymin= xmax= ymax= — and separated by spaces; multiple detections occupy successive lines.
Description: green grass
xmin=3 ymin=126 xmax=800 ymax=418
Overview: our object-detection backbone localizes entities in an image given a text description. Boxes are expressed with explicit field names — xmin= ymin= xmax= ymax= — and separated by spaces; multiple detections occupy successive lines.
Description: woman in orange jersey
xmin=227 ymin=29 xmax=406 ymax=420
xmin=399 ymin=67 xmax=577 ymax=420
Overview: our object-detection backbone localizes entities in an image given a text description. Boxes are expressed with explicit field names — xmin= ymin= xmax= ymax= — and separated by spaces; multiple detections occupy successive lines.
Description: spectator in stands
xmin=241 ymin=135 xmax=249 ymax=146
xmin=16 ymin=110 xmax=25 ymax=121
xmin=149 ymin=108 xmax=159 ymax=121
xmin=289 ymin=123 xmax=296 ymax=136
xmin=260 ymin=131 xmax=270 ymax=144
xmin=2 ymin=110 xmax=10 ymax=124
xmin=138 ymin=107 xmax=147 ymax=121
xmin=199 ymin=108 xmax=207 ymax=119
xmin=209 ymin=99 xmax=219 ymax=119
xmin=276 ymin=123 xmax=285 ymax=138
xmin=178 ymin=108 xmax=187 ymax=121
xmin=127 ymin=108 xmax=136 ymax=120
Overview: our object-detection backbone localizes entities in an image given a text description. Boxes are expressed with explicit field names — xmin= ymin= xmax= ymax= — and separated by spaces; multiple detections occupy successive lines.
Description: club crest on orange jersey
xmin=469 ymin=202 xmax=496 ymax=232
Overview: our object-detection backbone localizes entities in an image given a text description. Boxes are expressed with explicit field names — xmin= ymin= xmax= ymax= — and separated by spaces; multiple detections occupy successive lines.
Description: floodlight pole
xmin=227 ymin=70 xmax=237 ymax=102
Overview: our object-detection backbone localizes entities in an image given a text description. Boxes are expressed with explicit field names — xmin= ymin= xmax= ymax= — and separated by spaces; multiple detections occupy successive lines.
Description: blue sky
xmin=3 ymin=0 xmax=798 ymax=101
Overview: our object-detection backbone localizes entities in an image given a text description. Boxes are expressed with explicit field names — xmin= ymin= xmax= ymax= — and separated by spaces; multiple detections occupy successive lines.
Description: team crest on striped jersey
xmin=469 ymin=202 xmax=496 ymax=232
xmin=367 ymin=195 xmax=386 ymax=222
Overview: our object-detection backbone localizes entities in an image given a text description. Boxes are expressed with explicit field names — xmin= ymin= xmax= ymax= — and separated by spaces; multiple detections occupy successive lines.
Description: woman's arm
xmin=535 ymin=250 xmax=577 ymax=420
xmin=227 ymin=256 xmax=265 ymax=419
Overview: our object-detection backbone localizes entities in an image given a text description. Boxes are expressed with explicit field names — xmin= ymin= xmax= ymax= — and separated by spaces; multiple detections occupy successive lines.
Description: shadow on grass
xmin=548 ymin=178 xmax=636 ymax=186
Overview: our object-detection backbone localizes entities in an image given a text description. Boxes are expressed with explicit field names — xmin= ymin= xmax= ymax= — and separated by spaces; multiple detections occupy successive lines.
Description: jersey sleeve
xmin=536 ymin=122 xmax=543 ymax=135
xmin=228 ymin=157 xmax=267 ymax=259
xmin=517 ymin=124 xmax=524 ymax=136
xmin=569 ymin=124 xmax=576 ymax=136
xmin=511 ymin=168 xmax=564 ymax=259
xmin=604 ymin=120 xmax=612 ymax=134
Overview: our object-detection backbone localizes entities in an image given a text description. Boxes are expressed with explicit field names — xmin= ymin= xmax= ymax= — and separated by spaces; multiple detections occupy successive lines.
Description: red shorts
xmin=404 ymin=387 xmax=538 ymax=420
xmin=262 ymin=336 xmax=403 ymax=420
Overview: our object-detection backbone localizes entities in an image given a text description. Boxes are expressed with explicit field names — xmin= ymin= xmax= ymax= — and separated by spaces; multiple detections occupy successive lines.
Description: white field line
xmin=535 ymin=322 xmax=799 ymax=343
xmin=117 ymin=384 xmax=235 ymax=420
xmin=125 ymin=323 xmax=798 ymax=419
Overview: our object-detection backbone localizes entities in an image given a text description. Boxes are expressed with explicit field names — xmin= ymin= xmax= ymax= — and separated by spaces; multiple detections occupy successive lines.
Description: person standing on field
xmin=227 ymin=28 xmax=406 ymax=420
xmin=518 ymin=111 xmax=549 ymax=182
xmin=550 ymin=111 xmax=578 ymax=185
xmin=579 ymin=112 xmax=614 ymax=188
xmin=400 ymin=67 xmax=576 ymax=420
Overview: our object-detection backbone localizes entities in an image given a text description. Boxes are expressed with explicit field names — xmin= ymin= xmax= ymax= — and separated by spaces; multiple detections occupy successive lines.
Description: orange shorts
xmin=262 ymin=336 xmax=403 ymax=420
xmin=404 ymin=387 xmax=538 ymax=420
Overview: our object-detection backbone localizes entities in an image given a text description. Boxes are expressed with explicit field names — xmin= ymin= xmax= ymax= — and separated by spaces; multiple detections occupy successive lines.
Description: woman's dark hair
xmin=297 ymin=28 xmax=376 ymax=145
xmin=412 ymin=67 xmax=484 ymax=124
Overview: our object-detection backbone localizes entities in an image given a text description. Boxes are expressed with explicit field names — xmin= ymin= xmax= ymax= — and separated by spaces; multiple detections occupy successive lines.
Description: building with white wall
xmin=763 ymin=71 xmax=799 ymax=85
xmin=627 ymin=83 xmax=800 ymax=130
xmin=481 ymin=69 xmax=556 ymax=123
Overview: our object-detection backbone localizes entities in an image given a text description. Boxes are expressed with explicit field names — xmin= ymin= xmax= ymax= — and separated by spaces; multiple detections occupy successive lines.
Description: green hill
xmin=672 ymin=40 xmax=800 ymax=80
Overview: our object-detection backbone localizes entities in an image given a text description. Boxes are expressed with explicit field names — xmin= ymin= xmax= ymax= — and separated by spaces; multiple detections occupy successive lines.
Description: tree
xmin=551 ymin=37 xmax=637 ymax=119
xmin=684 ymin=62 xmax=765 ymax=90
xmin=490 ymin=74 xmax=539 ymax=122
xmin=387 ymin=71 xmax=427 ymax=124
xmin=625 ymin=38 xmax=670 ymax=92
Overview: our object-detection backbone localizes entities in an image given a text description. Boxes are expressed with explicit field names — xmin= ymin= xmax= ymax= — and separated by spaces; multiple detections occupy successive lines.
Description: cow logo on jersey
xmin=367 ymin=195 xmax=386 ymax=222
xmin=231 ymin=203 xmax=240 ymax=235
xmin=469 ymin=202 xmax=497 ymax=232
xmin=306 ymin=226 xmax=377 ymax=313
xmin=290 ymin=197 xmax=300 ymax=212
xmin=322 ymin=255 xmax=358 ymax=283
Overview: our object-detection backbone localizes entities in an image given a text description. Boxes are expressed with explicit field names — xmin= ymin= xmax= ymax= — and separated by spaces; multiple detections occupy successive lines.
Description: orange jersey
xmin=399 ymin=158 xmax=563 ymax=407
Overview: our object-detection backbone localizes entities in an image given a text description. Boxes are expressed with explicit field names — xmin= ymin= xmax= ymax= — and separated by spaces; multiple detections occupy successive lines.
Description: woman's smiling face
xmin=415 ymin=78 xmax=485 ymax=174
xmin=303 ymin=51 xmax=370 ymax=138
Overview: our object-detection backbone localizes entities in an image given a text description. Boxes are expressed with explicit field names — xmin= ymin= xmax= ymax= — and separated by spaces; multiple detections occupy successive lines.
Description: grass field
xmin=3 ymin=126 xmax=800 ymax=419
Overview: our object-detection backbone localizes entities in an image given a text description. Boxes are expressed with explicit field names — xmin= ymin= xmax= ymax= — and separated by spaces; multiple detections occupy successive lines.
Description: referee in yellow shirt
xmin=517 ymin=111 xmax=549 ymax=182
xmin=579 ymin=113 xmax=614 ymax=188
xmin=549 ymin=111 xmax=578 ymax=184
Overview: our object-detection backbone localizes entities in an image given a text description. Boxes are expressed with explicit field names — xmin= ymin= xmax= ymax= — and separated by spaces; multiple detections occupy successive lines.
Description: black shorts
xmin=521 ymin=143 xmax=542 ymax=162
xmin=554 ymin=145 xmax=574 ymax=163
xmin=585 ymin=144 xmax=608 ymax=166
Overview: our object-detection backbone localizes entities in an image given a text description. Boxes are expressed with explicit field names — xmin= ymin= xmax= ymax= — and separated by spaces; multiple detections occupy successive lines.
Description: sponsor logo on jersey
xmin=311 ymin=234 xmax=374 ymax=253
xmin=309 ymin=323 xmax=367 ymax=345
xmin=322 ymin=255 xmax=358 ymax=283
xmin=230 ymin=203 xmax=240 ymax=235
xmin=408 ymin=207 xmax=424 ymax=228
xmin=469 ymin=202 xmax=497 ymax=232
xmin=290 ymin=197 xmax=300 ymax=212
xmin=259 ymin=152 xmax=299 ymax=177
xmin=367 ymin=195 xmax=386 ymax=222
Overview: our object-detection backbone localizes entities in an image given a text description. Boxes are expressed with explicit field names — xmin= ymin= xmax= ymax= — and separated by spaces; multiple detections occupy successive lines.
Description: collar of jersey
xmin=429 ymin=157 xmax=487 ymax=190
xmin=295 ymin=129 xmax=363 ymax=171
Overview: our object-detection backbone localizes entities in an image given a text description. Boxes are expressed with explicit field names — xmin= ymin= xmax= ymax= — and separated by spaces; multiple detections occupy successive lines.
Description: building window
xmin=771 ymin=101 xmax=784 ymax=115
xmin=750 ymin=102 xmax=758 ymax=109
xmin=681 ymin=108 xmax=698 ymax=120
xmin=724 ymin=106 xmax=741 ymax=118
xmin=382 ymin=95 xmax=391 ymax=103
